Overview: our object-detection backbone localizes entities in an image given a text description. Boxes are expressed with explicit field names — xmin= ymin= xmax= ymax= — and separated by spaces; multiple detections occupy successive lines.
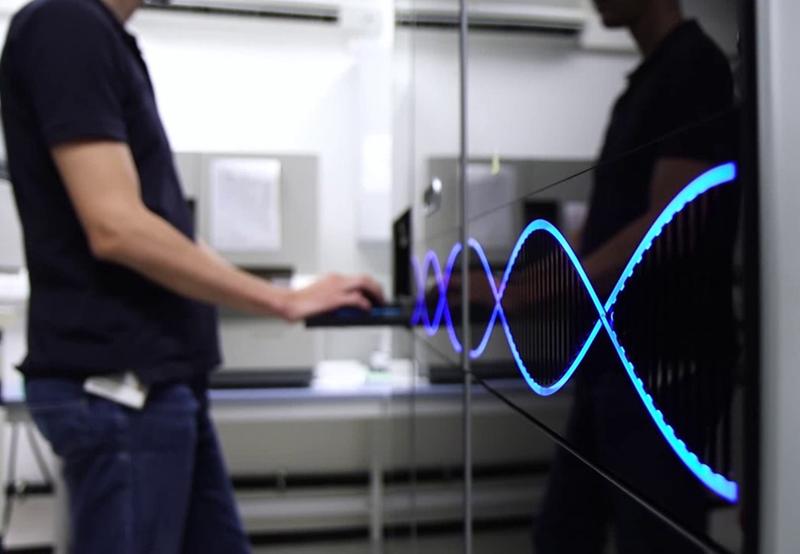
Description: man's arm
xmin=52 ymin=140 xmax=382 ymax=321
xmin=581 ymin=157 xmax=712 ymax=293
xmin=491 ymin=158 xmax=713 ymax=312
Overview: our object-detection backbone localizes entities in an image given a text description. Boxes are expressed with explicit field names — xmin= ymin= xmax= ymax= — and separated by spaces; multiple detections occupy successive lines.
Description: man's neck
xmin=629 ymin=4 xmax=684 ymax=58
xmin=100 ymin=0 xmax=141 ymax=23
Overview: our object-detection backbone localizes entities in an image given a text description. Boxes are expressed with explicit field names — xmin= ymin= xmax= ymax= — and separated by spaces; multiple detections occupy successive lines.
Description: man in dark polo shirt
xmin=534 ymin=0 xmax=737 ymax=552
xmin=0 ymin=0 xmax=383 ymax=552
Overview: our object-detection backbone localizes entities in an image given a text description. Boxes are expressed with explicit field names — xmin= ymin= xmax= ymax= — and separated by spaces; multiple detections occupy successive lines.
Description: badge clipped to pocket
xmin=83 ymin=372 xmax=149 ymax=410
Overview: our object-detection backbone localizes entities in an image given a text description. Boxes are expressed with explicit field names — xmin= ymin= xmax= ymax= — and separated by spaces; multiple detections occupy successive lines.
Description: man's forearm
xmin=582 ymin=158 xmax=712 ymax=294
xmin=94 ymin=204 xmax=291 ymax=318
xmin=581 ymin=215 xmax=652 ymax=295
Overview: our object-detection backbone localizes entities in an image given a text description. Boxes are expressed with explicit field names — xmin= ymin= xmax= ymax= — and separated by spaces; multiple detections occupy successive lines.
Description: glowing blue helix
xmin=410 ymin=162 xmax=739 ymax=503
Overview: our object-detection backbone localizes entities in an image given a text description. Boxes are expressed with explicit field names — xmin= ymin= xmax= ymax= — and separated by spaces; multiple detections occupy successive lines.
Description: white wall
xmin=129 ymin=10 xmax=389 ymax=280
xmin=466 ymin=32 xmax=635 ymax=159
xmin=392 ymin=27 xmax=636 ymax=216
xmin=758 ymin=0 xmax=800 ymax=551
xmin=0 ymin=181 xmax=23 ymax=271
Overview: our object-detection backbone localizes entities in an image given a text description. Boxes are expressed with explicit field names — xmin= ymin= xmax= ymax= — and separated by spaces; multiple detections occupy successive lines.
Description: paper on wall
xmin=209 ymin=158 xmax=282 ymax=252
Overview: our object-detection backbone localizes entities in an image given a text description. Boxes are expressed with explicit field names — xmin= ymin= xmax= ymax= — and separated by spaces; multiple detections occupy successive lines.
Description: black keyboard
xmin=305 ymin=304 xmax=411 ymax=328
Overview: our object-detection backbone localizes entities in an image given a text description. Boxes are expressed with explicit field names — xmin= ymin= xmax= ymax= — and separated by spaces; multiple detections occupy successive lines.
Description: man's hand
xmin=283 ymin=274 xmax=384 ymax=322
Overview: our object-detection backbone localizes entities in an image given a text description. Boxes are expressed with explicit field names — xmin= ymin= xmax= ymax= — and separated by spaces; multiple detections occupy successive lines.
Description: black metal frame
xmin=738 ymin=0 xmax=761 ymax=551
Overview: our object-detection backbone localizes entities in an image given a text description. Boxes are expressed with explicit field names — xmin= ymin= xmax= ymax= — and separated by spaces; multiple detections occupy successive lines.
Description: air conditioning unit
xmin=142 ymin=0 xmax=589 ymax=32
xmin=395 ymin=0 xmax=589 ymax=32
xmin=145 ymin=0 xmax=341 ymax=20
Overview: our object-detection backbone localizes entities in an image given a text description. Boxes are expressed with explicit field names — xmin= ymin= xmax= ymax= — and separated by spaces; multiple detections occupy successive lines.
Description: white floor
xmin=3 ymin=494 xmax=741 ymax=553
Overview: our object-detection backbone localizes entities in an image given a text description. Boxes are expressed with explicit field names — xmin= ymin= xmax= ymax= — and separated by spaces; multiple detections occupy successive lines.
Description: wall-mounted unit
xmin=142 ymin=0 xmax=589 ymax=33
xmin=395 ymin=0 xmax=588 ymax=32
xmin=143 ymin=0 xmax=340 ymax=22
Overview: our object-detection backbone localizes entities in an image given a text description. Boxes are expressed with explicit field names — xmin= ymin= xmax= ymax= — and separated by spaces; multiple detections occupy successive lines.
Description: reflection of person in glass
xmin=533 ymin=0 xmax=738 ymax=552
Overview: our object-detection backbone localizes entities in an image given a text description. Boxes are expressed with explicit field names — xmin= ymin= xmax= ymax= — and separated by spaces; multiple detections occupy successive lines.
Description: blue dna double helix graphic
xmin=410 ymin=162 xmax=739 ymax=503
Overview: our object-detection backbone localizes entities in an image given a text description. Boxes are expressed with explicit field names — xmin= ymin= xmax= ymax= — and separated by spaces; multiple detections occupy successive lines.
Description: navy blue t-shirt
xmin=0 ymin=0 xmax=221 ymax=384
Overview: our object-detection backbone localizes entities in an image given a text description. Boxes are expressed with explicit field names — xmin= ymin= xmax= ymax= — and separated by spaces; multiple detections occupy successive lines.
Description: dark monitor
xmin=392 ymin=208 xmax=412 ymax=300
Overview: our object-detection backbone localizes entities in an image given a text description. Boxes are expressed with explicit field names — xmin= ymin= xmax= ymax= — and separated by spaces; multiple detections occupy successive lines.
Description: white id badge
xmin=83 ymin=372 xmax=149 ymax=410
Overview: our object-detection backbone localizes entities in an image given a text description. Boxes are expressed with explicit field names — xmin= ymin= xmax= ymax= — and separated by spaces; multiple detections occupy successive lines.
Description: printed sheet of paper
xmin=209 ymin=158 xmax=282 ymax=252
xmin=467 ymin=162 xmax=518 ymax=253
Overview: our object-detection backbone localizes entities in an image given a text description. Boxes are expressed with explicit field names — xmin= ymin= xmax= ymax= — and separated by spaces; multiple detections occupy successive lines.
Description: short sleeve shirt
xmin=577 ymin=21 xmax=738 ymax=385
xmin=0 ymin=0 xmax=221 ymax=384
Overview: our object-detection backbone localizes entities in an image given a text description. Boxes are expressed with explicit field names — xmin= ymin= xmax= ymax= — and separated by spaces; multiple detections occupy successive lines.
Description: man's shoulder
xmin=671 ymin=21 xmax=731 ymax=74
xmin=10 ymin=0 xmax=113 ymax=42
xmin=645 ymin=20 xmax=732 ymax=104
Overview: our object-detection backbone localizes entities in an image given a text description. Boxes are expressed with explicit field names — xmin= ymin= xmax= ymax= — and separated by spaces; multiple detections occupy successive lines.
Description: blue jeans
xmin=25 ymin=377 xmax=250 ymax=554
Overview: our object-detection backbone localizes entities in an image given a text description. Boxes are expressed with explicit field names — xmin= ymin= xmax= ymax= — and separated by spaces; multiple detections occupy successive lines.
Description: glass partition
xmin=392 ymin=0 xmax=755 ymax=552
xmin=389 ymin=0 xmax=466 ymax=550
xmin=462 ymin=1 xmax=752 ymax=552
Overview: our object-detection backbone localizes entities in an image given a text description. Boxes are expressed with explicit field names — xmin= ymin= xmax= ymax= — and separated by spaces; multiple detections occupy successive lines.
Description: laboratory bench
xmin=0 ymin=372 xmax=567 ymax=553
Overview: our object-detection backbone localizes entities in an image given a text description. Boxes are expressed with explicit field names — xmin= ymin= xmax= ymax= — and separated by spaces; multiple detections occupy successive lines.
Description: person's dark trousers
xmin=533 ymin=348 xmax=708 ymax=553
xmin=25 ymin=376 xmax=251 ymax=554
